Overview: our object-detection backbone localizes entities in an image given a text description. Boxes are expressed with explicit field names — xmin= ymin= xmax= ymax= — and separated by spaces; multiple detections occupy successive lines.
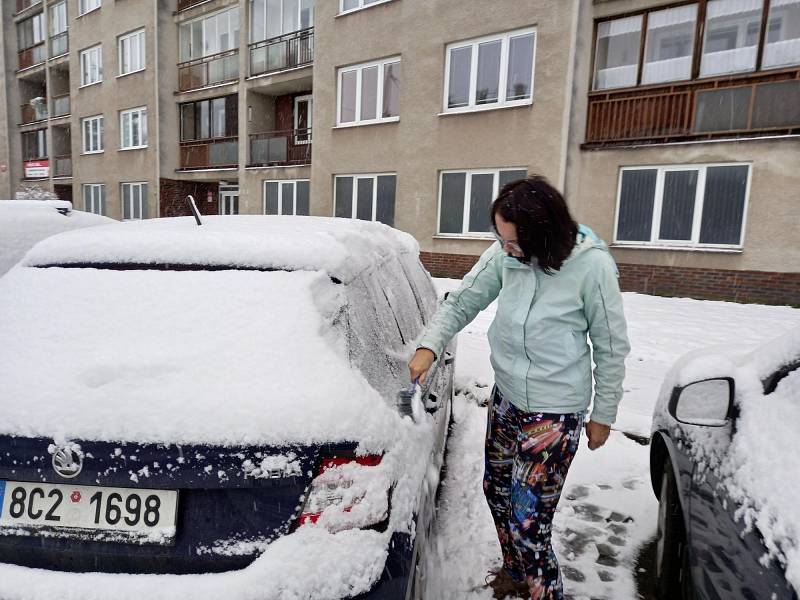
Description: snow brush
xmin=397 ymin=378 xmax=424 ymax=422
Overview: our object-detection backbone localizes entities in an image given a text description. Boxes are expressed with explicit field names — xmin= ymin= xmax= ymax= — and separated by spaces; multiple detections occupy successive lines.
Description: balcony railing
xmin=16 ymin=0 xmax=42 ymax=13
xmin=53 ymin=155 xmax=72 ymax=177
xmin=21 ymin=102 xmax=48 ymax=124
xmin=178 ymin=49 xmax=239 ymax=91
xmin=50 ymin=32 xmax=68 ymax=58
xmin=585 ymin=68 xmax=800 ymax=146
xmin=249 ymin=28 xmax=314 ymax=78
xmin=249 ymin=128 xmax=312 ymax=167
xmin=179 ymin=137 xmax=238 ymax=170
xmin=177 ymin=0 xmax=207 ymax=10
xmin=18 ymin=43 xmax=46 ymax=70
xmin=52 ymin=94 xmax=70 ymax=117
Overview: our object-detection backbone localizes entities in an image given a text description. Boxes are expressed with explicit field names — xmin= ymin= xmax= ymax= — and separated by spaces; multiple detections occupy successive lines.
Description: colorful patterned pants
xmin=483 ymin=386 xmax=584 ymax=600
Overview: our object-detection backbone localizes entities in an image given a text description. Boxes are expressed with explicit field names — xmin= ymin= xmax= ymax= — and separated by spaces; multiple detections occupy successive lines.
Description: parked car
xmin=0 ymin=199 xmax=112 ymax=277
xmin=0 ymin=216 xmax=455 ymax=600
xmin=649 ymin=328 xmax=800 ymax=600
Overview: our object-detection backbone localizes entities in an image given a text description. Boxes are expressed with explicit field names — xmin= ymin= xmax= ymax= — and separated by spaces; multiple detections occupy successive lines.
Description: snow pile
xmin=0 ymin=201 xmax=111 ymax=276
xmin=23 ymin=216 xmax=419 ymax=283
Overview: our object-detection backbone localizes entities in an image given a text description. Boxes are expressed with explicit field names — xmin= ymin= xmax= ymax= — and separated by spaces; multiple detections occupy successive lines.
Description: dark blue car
xmin=0 ymin=216 xmax=455 ymax=599
xmin=649 ymin=330 xmax=800 ymax=600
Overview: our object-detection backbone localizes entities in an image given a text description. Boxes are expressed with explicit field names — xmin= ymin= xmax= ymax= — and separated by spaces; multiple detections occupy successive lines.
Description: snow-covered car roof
xmin=23 ymin=215 xmax=419 ymax=283
xmin=0 ymin=200 xmax=112 ymax=277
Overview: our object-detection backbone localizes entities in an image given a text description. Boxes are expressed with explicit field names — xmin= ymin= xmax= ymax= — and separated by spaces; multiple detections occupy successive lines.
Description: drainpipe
xmin=558 ymin=0 xmax=583 ymax=197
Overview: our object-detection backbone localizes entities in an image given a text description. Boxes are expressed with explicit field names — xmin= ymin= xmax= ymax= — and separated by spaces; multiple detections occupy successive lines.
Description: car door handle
xmin=444 ymin=351 xmax=454 ymax=366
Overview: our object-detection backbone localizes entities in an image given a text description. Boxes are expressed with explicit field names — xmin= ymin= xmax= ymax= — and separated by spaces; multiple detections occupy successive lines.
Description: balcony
xmin=20 ymin=101 xmax=47 ymax=124
xmin=52 ymin=94 xmax=70 ymax=118
xmin=178 ymin=49 xmax=239 ymax=92
xmin=179 ymin=137 xmax=238 ymax=170
xmin=249 ymin=128 xmax=312 ymax=167
xmin=249 ymin=28 xmax=314 ymax=78
xmin=50 ymin=32 xmax=68 ymax=58
xmin=584 ymin=68 xmax=800 ymax=147
xmin=53 ymin=155 xmax=72 ymax=177
xmin=16 ymin=0 xmax=42 ymax=13
xmin=18 ymin=43 xmax=46 ymax=71
xmin=177 ymin=0 xmax=207 ymax=10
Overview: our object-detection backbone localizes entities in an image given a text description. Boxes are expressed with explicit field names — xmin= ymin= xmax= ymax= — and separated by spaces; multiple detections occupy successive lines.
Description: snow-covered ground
xmin=426 ymin=280 xmax=800 ymax=599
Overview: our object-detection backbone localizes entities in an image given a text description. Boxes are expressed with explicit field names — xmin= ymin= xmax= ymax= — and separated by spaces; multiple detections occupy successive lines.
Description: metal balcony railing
xmin=53 ymin=155 xmax=72 ymax=177
xmin=21 ymin=102 xmax=48 ymax=124
xmin=50 ymin=32 xmax=68 ymax=58
xmin=249 ymin=128 xmax=312 ymax=167
xmin=177 ymin=0 xmax=207 ymax=10
xmin=178 ymin=49 xmax=239 ymax=91
xmin=52 ymin=94 xmax=70 ymax=117
xmin=16 ymin=0 xmax=42 ymax=13
xmin=249 ymin=28 xmax=314 ymax=77
xmin=179 ymin=137 xmax=238 ymax=170
xmin=18 ymin=43 xmax=46 ymax=70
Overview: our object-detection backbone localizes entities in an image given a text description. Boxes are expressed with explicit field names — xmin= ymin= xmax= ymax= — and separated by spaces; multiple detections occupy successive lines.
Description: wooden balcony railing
xmin=249 ymin=128 xmax=312 ymax=167
xmin=21 ymin=102 xmax=48 ymax=124
xmin=53 ymin=155 xmax=72 ymax=177
xmin=179 ymin=137 xmax=238 ymax=170
xmin=585 ymin=68 xmax=800 ymax=146
xmin=50 ymin=32 xmax=68 ymax=58
xmin=250 ymin=27 xmax=314 ymax=78
xmin=18 ymin=43 xmax=46 ymax=70
xmin=16 ymin=0 xmax=42 ymax=13
xmin=178 ymin=49 xmax=239 ymax=91
xmin=177 ymin=0 xmax=207 ymax=10
xmin=52 ymin=94 xmax=70 ymax=117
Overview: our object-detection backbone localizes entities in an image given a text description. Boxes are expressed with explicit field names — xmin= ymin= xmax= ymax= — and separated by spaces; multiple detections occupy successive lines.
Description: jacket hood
xmin=565 ymin=224 xmax=610 ymax=264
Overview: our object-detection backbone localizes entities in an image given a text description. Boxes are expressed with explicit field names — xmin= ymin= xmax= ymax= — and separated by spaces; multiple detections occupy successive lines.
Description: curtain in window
xmin=439 ymin=173 xmax=466 ymax=234
xmin=594 ymin=16 xmax=642 ymax=90
xmin=335 ymin=177 xmax=353 ymax=218
xmin=376 ymin=175 xmax=396 ymax=226
xmin=447 ymin=47 xmax=472 ymax=108
xmin=763 ymin=0 xmax=800 ymax=69
xmin=699 ymin=165 xmax=748 ymax=245
xmin=659 ymin=170 xmax=697 ymax=240
xmin=642 ymin=4 xmax=697 ymax=84
xmin=468 ymin=174 xmax=494 ymax=233
xmin=700 ymin=0 xmax=762 ymax=77
xmin=265 ymin=181 xmax=279 ymax=214
xmin=356 ymin=178 xmax=373 ymax=220
xmin=296 ymin=180 xmax=310 ymax=215
xmin=616 ymin=169 xmax=657 ymax=241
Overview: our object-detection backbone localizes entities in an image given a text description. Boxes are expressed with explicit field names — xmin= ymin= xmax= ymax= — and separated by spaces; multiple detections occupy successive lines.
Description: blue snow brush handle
xmin=397 ymin=378 xmax=420 ymax=418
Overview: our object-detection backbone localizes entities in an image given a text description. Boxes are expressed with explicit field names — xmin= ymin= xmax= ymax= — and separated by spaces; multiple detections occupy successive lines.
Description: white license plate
xmin=0 ymin=480 xmax=178 ymax=543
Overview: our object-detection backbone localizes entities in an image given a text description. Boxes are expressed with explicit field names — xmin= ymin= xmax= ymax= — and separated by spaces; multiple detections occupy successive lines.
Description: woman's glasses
xmin=492 ymin=228 xmax=523 ymax=255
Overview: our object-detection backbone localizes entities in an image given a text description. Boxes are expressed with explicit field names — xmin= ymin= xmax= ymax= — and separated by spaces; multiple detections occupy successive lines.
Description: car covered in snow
xmin=0 ymin=216 xmax=455 ymax=600
xmin=649 ymin=327 xmax=800 ymax=600
xmin=0 ymin=199 xmax=112 ymax=277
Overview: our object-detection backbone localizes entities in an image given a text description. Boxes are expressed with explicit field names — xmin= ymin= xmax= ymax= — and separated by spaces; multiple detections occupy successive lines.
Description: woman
xmin=409 ymin=176 xmax=630 ymax=599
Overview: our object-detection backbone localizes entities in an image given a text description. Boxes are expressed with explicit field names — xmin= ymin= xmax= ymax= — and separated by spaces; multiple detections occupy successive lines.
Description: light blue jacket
xmin=418 ymin=226 xmax=630 ymax=425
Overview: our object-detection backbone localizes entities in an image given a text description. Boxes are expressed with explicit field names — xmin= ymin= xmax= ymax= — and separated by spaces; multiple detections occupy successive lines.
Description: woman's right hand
xmin=408 ymin=348 xmax=436 ymax=384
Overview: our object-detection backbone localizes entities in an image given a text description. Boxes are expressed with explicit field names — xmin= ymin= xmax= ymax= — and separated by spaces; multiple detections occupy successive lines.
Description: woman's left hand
xmin=585 ymin=421 xmax=611 ymax=450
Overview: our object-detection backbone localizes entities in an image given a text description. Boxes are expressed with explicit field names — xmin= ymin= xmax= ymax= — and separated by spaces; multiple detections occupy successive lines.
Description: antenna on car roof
xmin=187 ymin=195 xmax=203 ymax=226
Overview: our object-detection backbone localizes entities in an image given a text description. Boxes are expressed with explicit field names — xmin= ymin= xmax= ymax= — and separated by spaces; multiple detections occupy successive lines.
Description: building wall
xmin=0 ymin=12 xmax=10 ymax=199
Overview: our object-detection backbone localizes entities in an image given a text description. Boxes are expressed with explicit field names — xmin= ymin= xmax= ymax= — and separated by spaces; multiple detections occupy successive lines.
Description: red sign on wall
xmin=24 ymin=160 xmax=49 ymax=179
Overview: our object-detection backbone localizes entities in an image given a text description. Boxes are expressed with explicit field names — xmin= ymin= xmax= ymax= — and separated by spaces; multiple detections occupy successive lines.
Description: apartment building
xmin=1 ymin=0 xmax=798 ymax=305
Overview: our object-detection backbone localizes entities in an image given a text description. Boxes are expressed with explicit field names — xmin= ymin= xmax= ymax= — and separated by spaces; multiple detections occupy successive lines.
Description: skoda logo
xmin=52 ymin=446 xmax=83 ymax=479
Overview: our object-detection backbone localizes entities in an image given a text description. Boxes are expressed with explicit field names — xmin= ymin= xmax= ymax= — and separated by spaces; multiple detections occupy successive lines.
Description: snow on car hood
xmin=0 ymin=266 xmax=401 ymax=447
xmin=22 ymin=216 xmax=419 ymax=284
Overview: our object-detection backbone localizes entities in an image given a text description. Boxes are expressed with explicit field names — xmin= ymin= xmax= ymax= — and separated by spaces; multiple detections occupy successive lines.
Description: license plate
xmin=0 ymin=480 xmax=178 ymax=544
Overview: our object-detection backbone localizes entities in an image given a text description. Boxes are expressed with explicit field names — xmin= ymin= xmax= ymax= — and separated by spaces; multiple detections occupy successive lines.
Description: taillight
xmin=299 ymin=455 xmax=389 ymax=533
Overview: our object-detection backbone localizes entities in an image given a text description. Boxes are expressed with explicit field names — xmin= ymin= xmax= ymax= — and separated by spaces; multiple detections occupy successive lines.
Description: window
xmin=179 ymin=7 xmax=239 ymax=61
xmin=444 ymin=28 xmax=536 ymax=112
xmin=80 ymin=45 xmax=102 ymax=86
xmin=250 ymin=0 xmax=314 ymax=42
xmin=615 ymin=164 xmax=751 ymax=248
xmin=642 ymin=4 xmax=698 ymax=84
xmin=334 ymin=174 xmax=396 ymax=226
xmin=49 ymin=2 xmax=68 ymax=37
xmin=594 ymin=16 xmax=642 ymax=90
xmin=219 ymin=187 xmax=239 ymax=215
xmin=339 ymin=0 xmax=392 ymax=15
xmin=22 ymin=129 xmax=47 ymax=160
xmin=119 ymin=29 xmax=145 ymax=76
xmin=763 ymin=0 xmax=800 ymax=69
xmin=180 ymin=96 xmax=238 ymax=141
xmin=17 ymin=13 xmax=45 ymax=51
xmin=264 ymin=179 xmax=310 ymax=215
xmin=78 ymin=0 xmax=101 ymax=16
xmin=83 ymin=184 xmax=106 ymax=215
xmin=337 ymin=57 xmax=401 ymax=126
xmin=294 ymin=95 xmax=312 ymax=143
xmin=121 ymin=182 xmax=148 ymax=220
xmin=700 ymin=0 xmax=763 ymax=77
xmin=82 ymin=115 xmax=104 ymax=153
xmin=438 ymin=168 xmax=527 ymax=235
xmin=120 ymin=107 xmax=147 ymax=150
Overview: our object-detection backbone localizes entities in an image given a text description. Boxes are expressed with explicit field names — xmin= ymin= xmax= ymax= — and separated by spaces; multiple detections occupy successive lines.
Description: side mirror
xmin=668 ymin=377 xmax=735 ymax=427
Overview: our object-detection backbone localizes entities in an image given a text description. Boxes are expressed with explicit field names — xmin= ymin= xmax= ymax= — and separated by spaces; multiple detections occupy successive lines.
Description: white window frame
xmin=119 ymin=106 xmax=148 ymax=150
xmin=81 ymin=114 xmax=104 ymax=154
xmin=294 ymin=94 xmax=313 ymax=144
xmin=179 ymin=6 xmax=240 ymax=62
xmin=83 ymin=183 xmax=105 ymax=215
xmin=121 ymin=182 xmax=147 ymax=220
xmin=250 ymin=0 xmax=314 ymax=42
xmin=263 ymin=179 xmax=310 ymax=215
xmin=219 ymin=185 xmax=240 ymax=216
xmin=338 ymin=0 xmax=394 ymax=16
xmin=613 ymin=162 xmax=752 ymax=250
xmin=436 ymin=167 xmax=527 ymax=237
xmin=80 ymin=45 xmax=103 ymax=87
xmin=334 ymin=172 xmax=395 ymax=222
xmin=118 ymin=28 xmax=146 ymax=76
xmin=49 ymin=1 xmax=68 ymax=37
xmin=336 ymin=56 xmax=401 ymax=127
xmin=443 ymin=27 xmax=537 ymax=114
xmin=78 ymin=0 xmax=101 ymax=17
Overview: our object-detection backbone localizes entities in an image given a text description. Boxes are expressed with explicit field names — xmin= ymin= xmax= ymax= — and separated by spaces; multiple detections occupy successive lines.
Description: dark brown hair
xmin=490 ymin=175 xmax=578 ymax=274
